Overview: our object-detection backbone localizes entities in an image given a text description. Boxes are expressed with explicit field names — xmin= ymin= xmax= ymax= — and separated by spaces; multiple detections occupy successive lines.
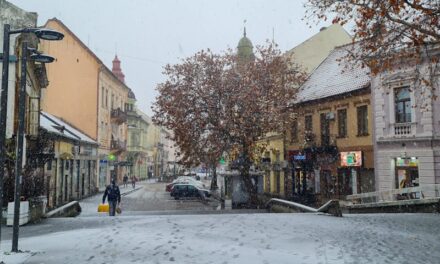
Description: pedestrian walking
xmin=131 ymin=176 xmax=136 ymax=189
xmin=123 ymin=174 xmax=128 ymax=188
xmin=102 ymin=179 xmax=121 ymax=216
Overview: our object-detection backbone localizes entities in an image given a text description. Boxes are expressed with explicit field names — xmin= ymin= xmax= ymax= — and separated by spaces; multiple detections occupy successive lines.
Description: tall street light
xmin=0 ymin=24 xmax=63 ymax=251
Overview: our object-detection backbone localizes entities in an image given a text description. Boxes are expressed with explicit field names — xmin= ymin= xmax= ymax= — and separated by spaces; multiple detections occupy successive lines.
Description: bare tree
xmin=153 ymin=44 xmax=306 ymax=204
xmin=305 ymin=0 xmax=440 ymax=82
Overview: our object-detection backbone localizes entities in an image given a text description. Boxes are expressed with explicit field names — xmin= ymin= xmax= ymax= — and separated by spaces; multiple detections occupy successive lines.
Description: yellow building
xmin=40 ymin=18 xmax=100 ymax=140
xmin=40 ymin=18 xmax=129 ymax=188
xmin=97 ymin=59 xmax=129 ymax=187
xmin=258 ymin=25 xmax=352 ymax=198
xmin=286 ymin=45 xmax=373 ymax=204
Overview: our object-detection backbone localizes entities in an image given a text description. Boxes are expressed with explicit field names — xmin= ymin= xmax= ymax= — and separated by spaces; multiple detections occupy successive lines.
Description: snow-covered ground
xmin=1 ymin=213 xmax=439 ymax=264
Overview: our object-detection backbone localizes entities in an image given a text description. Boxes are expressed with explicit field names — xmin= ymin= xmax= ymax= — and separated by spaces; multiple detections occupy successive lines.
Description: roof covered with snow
xmin=40 ymin=112 xmax=98 ymax=145
xmin=295 ymin=44 xmax=370 ymax=104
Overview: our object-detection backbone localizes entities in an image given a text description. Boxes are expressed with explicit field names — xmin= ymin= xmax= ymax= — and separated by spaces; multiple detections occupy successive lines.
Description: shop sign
xmin=289 ymin=150 xmax=310 ymax=162
xmin=340 ymin=151 xmax=362 ymax=167
xmin=396 ymin=157 xmax=418 ymax=167
xmin=294 ymin=154 xmax=306 ymax=161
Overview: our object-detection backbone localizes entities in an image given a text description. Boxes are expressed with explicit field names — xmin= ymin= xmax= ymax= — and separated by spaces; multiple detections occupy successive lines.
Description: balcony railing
xmin=111 ymin=108 xmax=127 ymax=124
xmin=392 ymin=122 xmax=415 ymax=136
xmin=111 ymin=139 xmax=126 ymax=152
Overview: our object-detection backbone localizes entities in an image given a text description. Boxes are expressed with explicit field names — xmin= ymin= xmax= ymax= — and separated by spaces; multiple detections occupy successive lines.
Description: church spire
xmin=112 ymin=55 xmax=125 ymax=83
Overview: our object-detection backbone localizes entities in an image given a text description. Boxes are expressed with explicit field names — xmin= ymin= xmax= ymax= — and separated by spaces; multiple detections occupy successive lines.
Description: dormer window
xmin=395 ymin=87 xmax=411 ymax=123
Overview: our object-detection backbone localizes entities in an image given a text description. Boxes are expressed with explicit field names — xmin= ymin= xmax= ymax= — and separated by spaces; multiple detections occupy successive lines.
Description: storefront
xmin=289 ymin=147 xmax=339 ymax=201
xmin=338 ymin=150 xmax=375 ymax=197
xmin=395 ymin=157 xmax=419 ymax=189
xmin=289 ymin=150 xmax=314 ymax=196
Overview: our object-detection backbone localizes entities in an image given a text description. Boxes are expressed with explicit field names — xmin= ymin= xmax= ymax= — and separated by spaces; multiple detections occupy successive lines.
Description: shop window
xmin=395 ymin=87 xmax=412 ymax=123
xmin=395 ymin=157 xmax=419 ymax=189
xmin=357 ymin=105 xmax=368 ymax=136
xmin=305 ymin=115 xmax=312 ymax=132
xmin=337 ymin=109 xmax=347 ymax=138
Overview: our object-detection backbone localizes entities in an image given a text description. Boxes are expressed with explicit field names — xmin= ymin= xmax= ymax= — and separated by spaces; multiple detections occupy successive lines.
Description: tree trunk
xmin=240 ymin=144 xmax=259 ymax=208
xmin=210 ymin=165 xmax=218 ymax=190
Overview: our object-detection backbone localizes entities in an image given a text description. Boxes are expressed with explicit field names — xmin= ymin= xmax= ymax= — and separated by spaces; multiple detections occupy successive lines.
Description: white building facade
xmin=372 ymin=46 xmax=440 ymax=196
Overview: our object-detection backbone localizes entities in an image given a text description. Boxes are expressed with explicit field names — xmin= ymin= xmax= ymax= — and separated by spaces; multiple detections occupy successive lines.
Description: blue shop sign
xmin=294 ymin=155 xmax=306 ymax=161
xmin=100 ymin=159 xmax=108 ymax=163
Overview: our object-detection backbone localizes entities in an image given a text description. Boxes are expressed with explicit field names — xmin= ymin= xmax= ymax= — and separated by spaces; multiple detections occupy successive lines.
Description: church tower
xmin=112 ymin=55 xmax=125 ymax=83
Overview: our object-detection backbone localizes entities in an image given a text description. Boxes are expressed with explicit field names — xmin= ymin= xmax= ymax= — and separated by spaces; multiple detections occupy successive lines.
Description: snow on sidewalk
xmin=0 ymin=251 xmax=32 ymax=264
xmin=1 ymin=213 xmax=439 ymax=264
xmin=79 ymin=183 xmax=144 ymax=216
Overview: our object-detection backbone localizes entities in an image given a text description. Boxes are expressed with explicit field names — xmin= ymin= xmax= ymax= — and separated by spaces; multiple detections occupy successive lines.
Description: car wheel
xmin=174 ymin=196 xmax=179 ymax=200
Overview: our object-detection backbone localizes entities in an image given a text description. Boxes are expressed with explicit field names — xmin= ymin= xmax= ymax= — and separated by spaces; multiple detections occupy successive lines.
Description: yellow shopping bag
xmin=98 ymin=203 xmax=109 ymax=213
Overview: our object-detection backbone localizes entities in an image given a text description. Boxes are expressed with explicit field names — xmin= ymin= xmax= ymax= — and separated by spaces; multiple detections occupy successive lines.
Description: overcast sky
xmin=9 ymin=0 xmax=333 ymax=116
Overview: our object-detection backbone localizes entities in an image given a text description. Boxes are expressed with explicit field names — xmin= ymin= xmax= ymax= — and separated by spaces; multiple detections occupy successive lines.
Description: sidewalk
xmin=79 ymin=182 xmax=145 ymax=217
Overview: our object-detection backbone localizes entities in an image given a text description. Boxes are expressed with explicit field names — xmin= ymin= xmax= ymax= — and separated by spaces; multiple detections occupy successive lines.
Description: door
xmin=60 ymin=159 xmax=64 ymax=204
xmin=81 ymin=173 xmax=85 ymax=196
xmin=70 ymin=160 xmax=74 ymax=200
xmin=64 ymin=174 xmax=68 ymax=201
xmin=188 ymin=185 xmax=198 ymax=197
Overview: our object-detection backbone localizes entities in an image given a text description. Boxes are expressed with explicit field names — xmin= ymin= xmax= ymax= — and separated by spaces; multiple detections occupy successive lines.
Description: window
xmin=357 ymin=105 xmax=368 ymax=136
xmin=305 ymin=115 xmax=312 ymax=132
xmin=290 ymin=120 xmax=298 ymax=142
xmin=101 ymin=87 xmax=105 ymax=107
xmin=320 ymin=113 xmax=330 ymax=145
xmin=337 ymin=109 xmax=347 ymax=137
xmin=105 ymin=89 xmax=108 ymax=108
xmin=395 ymin=87 xmax=411 ymax=123
xmin=111 ymin=94 xmax=114 ymax=109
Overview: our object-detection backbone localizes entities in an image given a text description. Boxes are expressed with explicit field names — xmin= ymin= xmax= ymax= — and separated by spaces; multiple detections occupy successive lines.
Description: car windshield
xmin=1 ymin=0 xmax=439 ymax=263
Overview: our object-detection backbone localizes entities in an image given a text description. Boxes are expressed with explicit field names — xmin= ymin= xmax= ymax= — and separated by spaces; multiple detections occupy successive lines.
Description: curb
xmin=121 ymin=186 xmax=143 ymax=197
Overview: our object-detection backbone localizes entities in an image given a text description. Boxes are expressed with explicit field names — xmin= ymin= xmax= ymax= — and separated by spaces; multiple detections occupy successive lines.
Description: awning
xmin=59 ymin=152 xmax=74 ymax=160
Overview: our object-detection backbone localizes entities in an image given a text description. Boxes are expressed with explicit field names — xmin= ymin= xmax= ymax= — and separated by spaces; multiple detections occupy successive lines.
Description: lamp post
xmin=12 ymin=41 xmax=55 ymax=252
xmin=0 ymin=23 xmax=63 ymax=251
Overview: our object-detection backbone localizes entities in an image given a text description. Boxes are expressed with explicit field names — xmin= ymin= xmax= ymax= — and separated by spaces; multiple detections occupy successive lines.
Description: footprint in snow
xmin=86 ymin=256 xmax=95 ymax=261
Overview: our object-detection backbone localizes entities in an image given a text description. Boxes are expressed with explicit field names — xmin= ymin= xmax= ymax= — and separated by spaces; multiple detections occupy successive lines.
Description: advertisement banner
xmin=340 ymin=151 xmax=362 ymax=167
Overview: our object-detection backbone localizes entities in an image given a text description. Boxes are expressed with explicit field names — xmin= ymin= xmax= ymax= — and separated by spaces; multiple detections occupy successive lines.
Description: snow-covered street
xmin=1 ymin=213 xmax=440 ymax=264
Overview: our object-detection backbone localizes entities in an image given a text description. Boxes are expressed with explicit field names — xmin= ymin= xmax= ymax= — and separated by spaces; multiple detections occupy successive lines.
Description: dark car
xmin=170 ymin=183 xmax=211 ymax=200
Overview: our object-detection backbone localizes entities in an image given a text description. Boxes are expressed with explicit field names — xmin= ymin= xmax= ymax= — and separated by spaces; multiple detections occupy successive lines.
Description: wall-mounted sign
xmin=340 ymin=151 xmax=362 ymax=167
xmin=396 ymin=157 xmax=418 ymax=167
xmin=294 ymin=154 xmax=306 ymax=161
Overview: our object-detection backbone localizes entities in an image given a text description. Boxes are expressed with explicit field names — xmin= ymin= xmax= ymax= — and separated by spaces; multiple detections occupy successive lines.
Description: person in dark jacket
xmin=102 ymin=179 xmax=121 ymax=216
xmin=123 ymin=175 xmax=128 ymax=188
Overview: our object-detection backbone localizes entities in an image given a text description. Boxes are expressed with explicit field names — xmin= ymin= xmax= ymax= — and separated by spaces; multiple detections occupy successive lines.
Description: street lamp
xmin=0 ymin=24 xmax=63 ymax=252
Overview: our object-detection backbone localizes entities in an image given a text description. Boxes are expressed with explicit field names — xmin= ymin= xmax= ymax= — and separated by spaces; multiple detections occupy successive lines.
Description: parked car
xmin=170 ymin=183 xmax=211 ymax=200
xmin=165 ymin=176 xmax=206 ymax=192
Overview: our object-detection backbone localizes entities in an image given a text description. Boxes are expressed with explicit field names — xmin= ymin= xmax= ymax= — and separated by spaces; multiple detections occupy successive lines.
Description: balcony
xmin=111 ymin=139 xmax=126 ymax=153
xmin=392 ymin=122 xmax=415 ymax=137
xmin=111 ymin=108 xmax=127 ymax=124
